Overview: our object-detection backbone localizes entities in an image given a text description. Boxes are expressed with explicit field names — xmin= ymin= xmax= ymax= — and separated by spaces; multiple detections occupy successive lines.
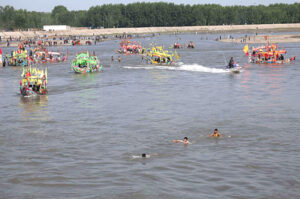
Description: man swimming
xmin=173 ymin=137 xmax=191 ymax=144
xmin=131 ymin=153 xmax=158 ymax=159
xmin=208 ymin=129 xmax=222 ymax=138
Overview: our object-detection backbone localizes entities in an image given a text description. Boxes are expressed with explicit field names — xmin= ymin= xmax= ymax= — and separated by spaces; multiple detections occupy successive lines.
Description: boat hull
xmin=148 ymin=60 xmax=173 ymax=66
xmin=226 ymin=64 xmax=242 ymax=73
xmin=72 ymin=64 xmax=102 ymax=73
xmin=20 ymin=86 xmax=47 ymax=96
xmin=8 ymin=60 xmax=28 ymax=67
xmin=227 ymin=67 xmax=242 ymax=73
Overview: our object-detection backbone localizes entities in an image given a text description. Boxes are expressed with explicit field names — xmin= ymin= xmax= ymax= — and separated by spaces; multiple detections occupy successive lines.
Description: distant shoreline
xmin=2 ymin=24 xmax=300 ymax=38
xmin=220 ymin=34 xmax=300 ymax=44
xmin=1 ymin=23 xmax=300 ymax=47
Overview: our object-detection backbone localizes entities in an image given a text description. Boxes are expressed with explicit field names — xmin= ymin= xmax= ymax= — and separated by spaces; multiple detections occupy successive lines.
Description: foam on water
xmin=124 ymin=63 xmax=229 ymax=73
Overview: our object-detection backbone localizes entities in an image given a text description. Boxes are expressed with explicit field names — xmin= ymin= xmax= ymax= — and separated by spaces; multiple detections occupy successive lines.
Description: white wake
xmin=123 ymin=63 xmax=229 ymax=73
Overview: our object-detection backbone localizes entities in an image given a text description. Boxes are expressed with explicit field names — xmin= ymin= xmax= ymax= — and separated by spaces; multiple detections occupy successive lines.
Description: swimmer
xmin=111 ymin=56 xmax=114 ymax=61
xmin=208 ymin=129 xmax=222 ymax=138
xmin=131 ymin=153 xmax=158 ymax=159
xmin=118 ymin=56 xmax=121 ymax=62
xmin=173 ymin=137 xmax=191 ymax=144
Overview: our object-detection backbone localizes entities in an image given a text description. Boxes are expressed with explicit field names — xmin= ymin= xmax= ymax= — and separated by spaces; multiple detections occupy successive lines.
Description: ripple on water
xmin=0 ymin=35 xmax=300 ymax=199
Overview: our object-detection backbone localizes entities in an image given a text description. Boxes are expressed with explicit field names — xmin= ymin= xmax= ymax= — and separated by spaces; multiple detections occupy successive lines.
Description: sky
xmin=1 ymin=0 xmax=299 ymax=12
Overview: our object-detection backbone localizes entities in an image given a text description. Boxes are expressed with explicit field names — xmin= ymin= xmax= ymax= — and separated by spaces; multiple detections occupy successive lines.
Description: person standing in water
xmin=118 ymin=56 xmax=121 ymax=62
xmin=111 ymin=56 xmax=114 ymax=61
xmin=208 ymin=129 xmax=222 ymax=138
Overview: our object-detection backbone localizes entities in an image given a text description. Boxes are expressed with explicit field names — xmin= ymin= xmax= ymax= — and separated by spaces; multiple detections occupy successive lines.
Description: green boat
xmin=71 ymin=52 xmax=102 ymax=73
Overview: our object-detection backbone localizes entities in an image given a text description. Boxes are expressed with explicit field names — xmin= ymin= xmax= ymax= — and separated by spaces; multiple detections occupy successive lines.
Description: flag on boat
xmin=243 ymin=44 xmax=249 ymax=56
xmin=0 ymin=48 xmax=2 ymax=65
xmin=174 ymin=51 xmax=179 ymax=60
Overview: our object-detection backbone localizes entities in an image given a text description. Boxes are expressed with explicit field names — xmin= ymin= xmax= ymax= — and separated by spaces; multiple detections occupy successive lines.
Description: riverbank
xmin=1 ymin=23 xmax=300 ymax=39
xmin=1 ymin=23 xmax=300 ymax=47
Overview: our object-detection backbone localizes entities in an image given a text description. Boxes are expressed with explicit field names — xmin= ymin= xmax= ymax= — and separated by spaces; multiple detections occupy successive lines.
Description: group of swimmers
xmin=111 ymin=56 xmax=121 ymax=62
xmin=133 ymin=129 xmax=222 ymax=159
xmin=173 ymin=128 xmax=222 ymax=145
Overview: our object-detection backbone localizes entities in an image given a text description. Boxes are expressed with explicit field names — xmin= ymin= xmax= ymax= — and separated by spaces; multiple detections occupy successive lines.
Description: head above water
xmin=142 ymin=153 xmax=146 ymax=157
xmin=214 ymin=129 xmax=218 ymax=133
xmin=183 ymin=137 xmax=188 ymax=141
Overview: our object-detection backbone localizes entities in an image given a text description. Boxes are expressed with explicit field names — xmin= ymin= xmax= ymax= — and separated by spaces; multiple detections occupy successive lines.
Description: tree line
xmin=1 ymin=2 xmax=300 ymax=30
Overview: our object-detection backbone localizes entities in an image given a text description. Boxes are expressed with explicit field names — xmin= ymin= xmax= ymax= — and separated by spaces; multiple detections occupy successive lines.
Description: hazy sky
xmin=1 ymin=0 xmax=299 ymax=12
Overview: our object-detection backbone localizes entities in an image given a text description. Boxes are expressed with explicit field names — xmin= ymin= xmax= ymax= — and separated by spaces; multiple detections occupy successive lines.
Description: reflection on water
xmin=78 ymin=88 xmax=99 ymax=109
xmin=257 ymin=66 xmax=285 ymax=103
xmin=11 ymin=66 xmax=23 ymax=72
xmin=72 ymin=72 xmax=100 ymax=82
xmin=149 ymin=69 xmax=171 ymax=81
xmin=72 ymin=73 xmax=100 ymax=109
xmin=0 ymin=34 xmax=299 ymax=199
xmin=19 ymin=95 xmax=50 ymax=121
xmin=241 ymin=63 xmax=286 ymax=103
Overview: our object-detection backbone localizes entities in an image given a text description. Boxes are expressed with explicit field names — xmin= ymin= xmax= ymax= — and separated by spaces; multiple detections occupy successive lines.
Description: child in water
xmin=208 ymin=129 xmax=222 ymax=138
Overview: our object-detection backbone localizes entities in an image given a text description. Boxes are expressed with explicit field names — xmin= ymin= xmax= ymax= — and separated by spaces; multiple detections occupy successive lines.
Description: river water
xmin=0 ymin=34 xmax=300 ymax=199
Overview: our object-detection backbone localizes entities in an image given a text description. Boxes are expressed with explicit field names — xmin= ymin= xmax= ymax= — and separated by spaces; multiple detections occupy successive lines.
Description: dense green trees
xmin=0 ymin=3 xmax=300 ymax=30
xmin=0 ymin=6 xmax=51 ymax=30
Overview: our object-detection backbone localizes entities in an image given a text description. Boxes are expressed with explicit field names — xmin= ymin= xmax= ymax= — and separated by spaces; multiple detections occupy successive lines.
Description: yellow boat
xmin=143 ymin=46 xmax=179 ymax=66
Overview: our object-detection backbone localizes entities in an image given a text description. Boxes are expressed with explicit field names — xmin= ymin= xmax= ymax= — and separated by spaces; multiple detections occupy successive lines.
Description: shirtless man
xmin=173 ymin=137 xmax=191 ymax=144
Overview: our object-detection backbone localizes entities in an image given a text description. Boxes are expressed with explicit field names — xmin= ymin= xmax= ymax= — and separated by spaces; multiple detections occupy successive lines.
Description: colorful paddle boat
xmin=20 ymin=66 xmax=47 ymax=96
xmin=71 ymin=52 xmax=102 ymax=73
xmin=244 ymin=43 xmax=296 ymax=64
xmin=143 ymin=46 xmax=179 ymax=66
xmin=33 ymin=47 xmax=68 ymax=64
xmin=116 ymin=40 xmax=144 ymax=55
xmin=6 ymin=50 xmax=28 ymax=66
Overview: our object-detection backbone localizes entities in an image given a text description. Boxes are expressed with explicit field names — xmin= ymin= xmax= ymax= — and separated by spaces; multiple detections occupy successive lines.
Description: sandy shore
xmin=1 ymin=23 xmax=300 ymax=38
xmin=1 ymin=23 xmax=300 ymax=47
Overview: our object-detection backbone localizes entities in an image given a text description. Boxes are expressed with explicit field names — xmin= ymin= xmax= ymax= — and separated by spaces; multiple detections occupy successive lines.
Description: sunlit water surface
xmin=0 ymin=34 xmax=299 ymax=199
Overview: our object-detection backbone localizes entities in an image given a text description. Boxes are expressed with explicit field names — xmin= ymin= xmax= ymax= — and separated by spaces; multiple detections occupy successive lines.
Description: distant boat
xmin=33 ymin=48 xmax=68 ymax=64
xmin=71 ymin=52 xmax=102 ymax=73
xmin=6 ymin=50 xmax=28 ymax=66
xmin=116 ymin=39 xmax=144 ymax=55
xmin=143 ymin=46 xmax=179 ymax=66
xmin=20 ymin=67 xmax=47 ymax=96
xmin=245 ymin=43 xmax=296 ymax=64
